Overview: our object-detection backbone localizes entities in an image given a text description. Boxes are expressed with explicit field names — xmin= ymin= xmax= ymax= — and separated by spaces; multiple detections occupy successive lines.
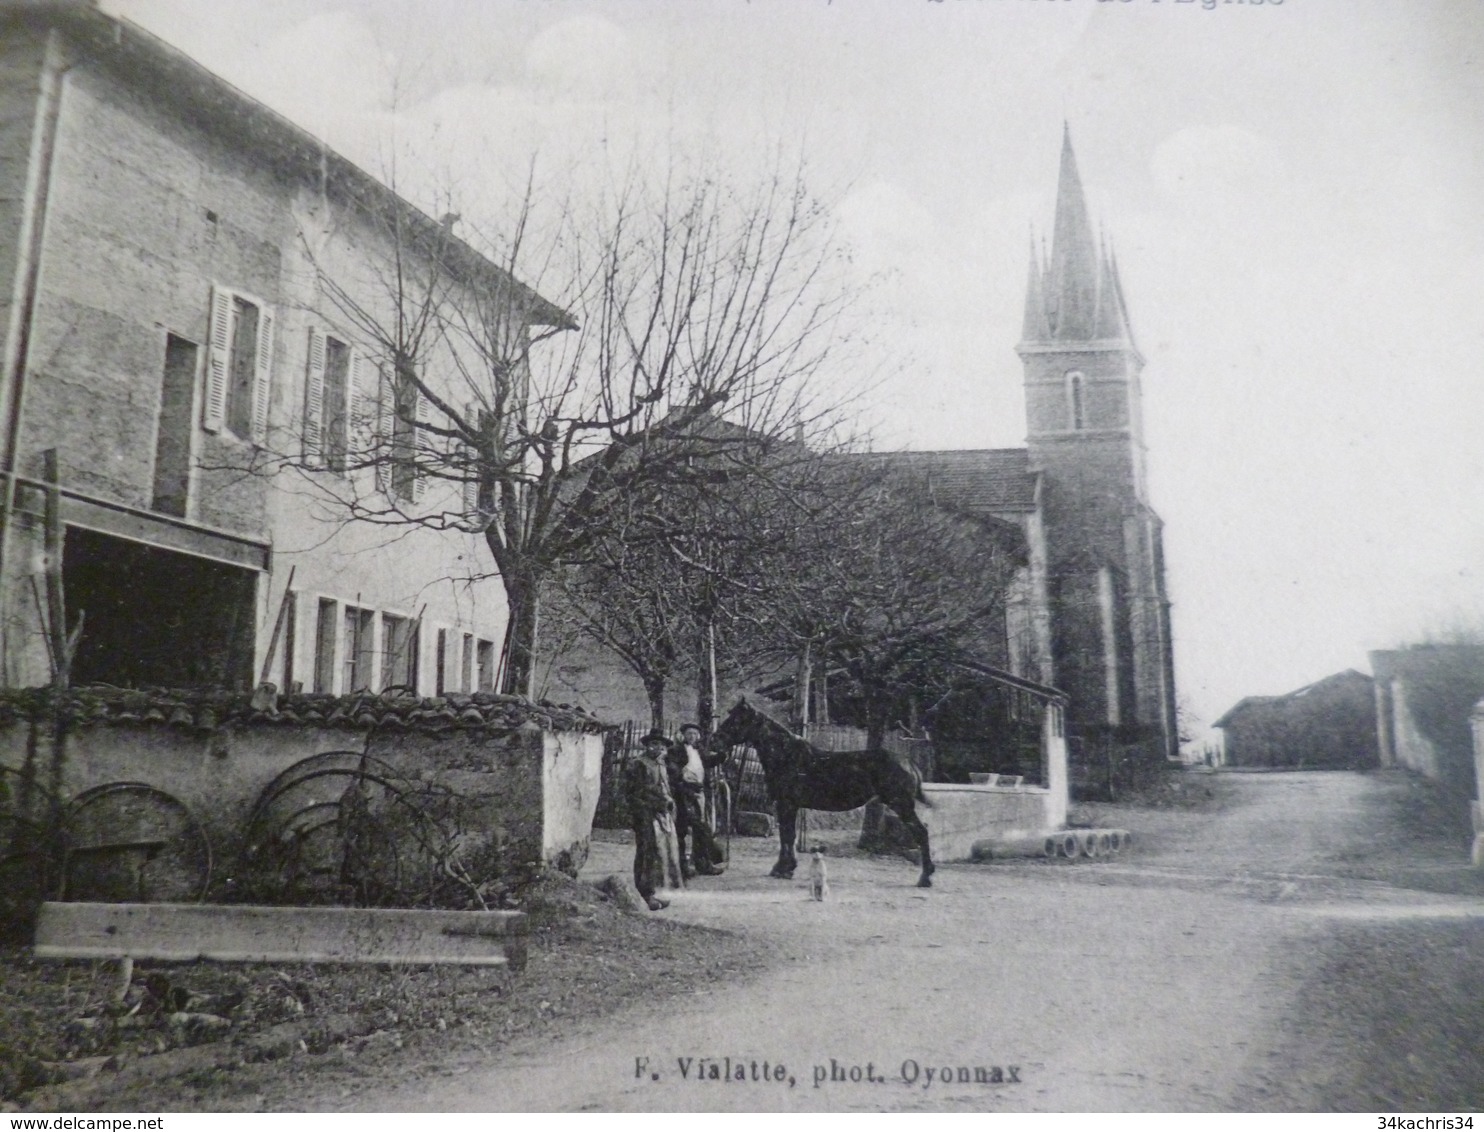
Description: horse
xmin=712 ymin=698 xmax=935 ymax=888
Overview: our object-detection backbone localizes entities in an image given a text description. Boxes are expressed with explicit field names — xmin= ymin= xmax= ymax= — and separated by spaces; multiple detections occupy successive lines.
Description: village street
xmin=346 ymin=770 xmax=1484 ymax=1112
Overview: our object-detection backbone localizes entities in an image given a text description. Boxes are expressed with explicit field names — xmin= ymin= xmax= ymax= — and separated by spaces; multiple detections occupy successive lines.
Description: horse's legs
xmin=772 ymin=805 xmax=799 ymax=879
xmin=890 ymin=802 xmax=935 ymax=888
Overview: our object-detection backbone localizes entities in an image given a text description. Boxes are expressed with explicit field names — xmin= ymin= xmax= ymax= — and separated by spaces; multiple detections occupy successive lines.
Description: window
xmin=152 ymin=335 xmax=197 ymax=516
xmin=461 ymin=632 xmax=474 ymax=692
xmin=343 ymin=605 xmax=375 ymax=692
xmin=204 ymin=285 xmax=273 ymax=442
xmin=314 ymin=598 xmax=337 ymax=693
xmin=1067 ymin=371 xmax=1086 ymax=431
xmin=304 ymin=329 xmax=361 ymax=471
xmin=282 ymin=591 xmax=297 ymax=693
xmin=476 ymin=638 xmax=496 ymax=692
xmin=381 ymin=613 xmax=418 ymax=691
xmin=435 ymin=628 xmax=448 ymax=695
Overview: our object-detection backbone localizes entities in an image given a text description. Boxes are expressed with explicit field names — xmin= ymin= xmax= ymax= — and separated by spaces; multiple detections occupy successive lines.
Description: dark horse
xmin=712 ymin=698 xmax=935 ymax=888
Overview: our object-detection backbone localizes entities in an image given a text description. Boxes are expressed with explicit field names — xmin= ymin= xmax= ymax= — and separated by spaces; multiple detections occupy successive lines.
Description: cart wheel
xmin=61 ymin=782 xmax=212 ymax=903
xmin=237 ymin=754 xmax=442 ymax=906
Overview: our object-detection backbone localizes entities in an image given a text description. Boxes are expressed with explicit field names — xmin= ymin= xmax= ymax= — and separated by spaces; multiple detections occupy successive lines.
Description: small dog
xmin=808 ymin=846 xmax=829 ymax=901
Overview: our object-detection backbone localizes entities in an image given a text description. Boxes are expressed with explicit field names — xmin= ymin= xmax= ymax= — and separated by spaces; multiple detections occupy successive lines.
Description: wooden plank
xmin=58 ymin=490 xmax=270 ymax=571
xmin=34 ymin=902 xmax=527 ymax=968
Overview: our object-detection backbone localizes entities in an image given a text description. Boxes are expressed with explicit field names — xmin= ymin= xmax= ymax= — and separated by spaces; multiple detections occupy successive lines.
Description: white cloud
xmin=525 ymin=16 xmax=634 ymax=97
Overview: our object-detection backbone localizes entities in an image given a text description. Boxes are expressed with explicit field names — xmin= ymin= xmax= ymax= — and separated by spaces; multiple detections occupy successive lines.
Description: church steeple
xmin=1021 ymin=126 xmax=1134 ymax=347
xmin=1013 ymin=128 xmax=1176 ymax=761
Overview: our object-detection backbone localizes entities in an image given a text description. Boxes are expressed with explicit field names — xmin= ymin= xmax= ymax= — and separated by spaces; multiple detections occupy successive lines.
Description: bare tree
xmin=264 ymin=154 xmax=866 ymax=696
xmin=549 ymin=530 xmax=695 ymax=731
xmin=740 ymin=468 xmax=1027 ymax=747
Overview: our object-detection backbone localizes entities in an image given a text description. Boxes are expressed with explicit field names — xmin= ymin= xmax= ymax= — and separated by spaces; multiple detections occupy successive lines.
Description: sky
xmin=102 ymin=0 xmax=1484 ymax=736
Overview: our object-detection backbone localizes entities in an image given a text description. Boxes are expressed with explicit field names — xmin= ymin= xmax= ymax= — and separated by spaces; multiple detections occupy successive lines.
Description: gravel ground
xmin=5 ymin=767 xmax=1482 ymax=1112
xmin=351 ymin=768 xmax=1484 ymax=1112
xmin=0 ymin=868 xmax=768 ymax=1112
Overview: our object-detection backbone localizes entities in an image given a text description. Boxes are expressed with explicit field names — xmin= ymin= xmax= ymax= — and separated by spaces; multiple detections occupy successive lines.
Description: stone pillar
xmin=1470 ymin=698 xmax=1484 ymax=867
xmin=1044 ymin=702 xmax=1068 ymax=831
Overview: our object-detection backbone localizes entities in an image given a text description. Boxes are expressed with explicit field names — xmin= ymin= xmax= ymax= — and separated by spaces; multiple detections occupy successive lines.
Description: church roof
xmin=853 ymin=448 xmax=1039 ymax=515
xmin=1022 ymin=126 xmax=1136 ymax=348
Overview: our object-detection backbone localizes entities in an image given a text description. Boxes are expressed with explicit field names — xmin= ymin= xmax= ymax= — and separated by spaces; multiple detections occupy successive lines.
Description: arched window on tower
xmin=1066 ymin=371 xmax=1086 ymax=430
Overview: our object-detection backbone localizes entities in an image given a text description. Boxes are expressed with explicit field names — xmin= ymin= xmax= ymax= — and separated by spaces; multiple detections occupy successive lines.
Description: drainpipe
xmin=0 ymin=29 xmax=73 ymax=685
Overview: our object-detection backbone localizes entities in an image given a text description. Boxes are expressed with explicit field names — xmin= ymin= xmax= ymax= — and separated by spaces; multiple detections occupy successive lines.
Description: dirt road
xmin=353 ymin=771 xmax=1484 ymax=1111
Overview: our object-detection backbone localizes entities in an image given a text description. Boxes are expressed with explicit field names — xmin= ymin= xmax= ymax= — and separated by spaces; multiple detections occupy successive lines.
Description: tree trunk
xmin=645 ymin=674 xmax=666 ymax=733
xmin=697 ymin=618 xmax=718 ymax=737
xmin=857 ymin=695 xmax=889 ymax=852
xmin=792 ymin=642 xmax=812 ymax=732
xmin=498 ymin=571 xmax=540 ymax=697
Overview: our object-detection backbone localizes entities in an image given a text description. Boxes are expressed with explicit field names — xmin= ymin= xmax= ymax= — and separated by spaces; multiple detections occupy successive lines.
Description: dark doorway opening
xmin=63 ymin=528 xmax=258 ymax=689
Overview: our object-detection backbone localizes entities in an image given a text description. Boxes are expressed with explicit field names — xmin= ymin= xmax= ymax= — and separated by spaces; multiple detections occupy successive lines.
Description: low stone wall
xmin=0 ymin=688 xmax=606 ymax=892
xmin=920 ymin=783 xmax=1059 ymax=862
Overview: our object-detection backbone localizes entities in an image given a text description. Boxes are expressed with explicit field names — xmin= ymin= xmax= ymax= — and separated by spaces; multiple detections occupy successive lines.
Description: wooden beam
xmin=34 ymin=902 xmax=528 ymax=968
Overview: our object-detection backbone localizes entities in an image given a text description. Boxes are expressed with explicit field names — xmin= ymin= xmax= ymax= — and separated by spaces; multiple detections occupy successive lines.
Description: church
xmin=542 ymin=130 xmax=1178 ymax=778
xmin=904 ymin=126 xmax=1179 ymax=769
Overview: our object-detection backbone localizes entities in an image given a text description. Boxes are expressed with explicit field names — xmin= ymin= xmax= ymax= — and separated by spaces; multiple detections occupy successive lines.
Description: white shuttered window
xmin=303 ymin=327 xmax=325 ymax=462
xmin=204 ymin=284 xmax=274 ymax=443
xmin=304 ymin=328 xmax=356 ymax=471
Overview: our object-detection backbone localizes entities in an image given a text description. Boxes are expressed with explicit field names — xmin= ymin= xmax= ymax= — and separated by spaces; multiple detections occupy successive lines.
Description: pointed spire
xmin=1021 ymin=127 xmax=1138 ymax=348
xmin=1093 ymin=242 xmax=1132 ymax=343
xmin=1021 ymin=228 xmax=1049 ymax=341
xmin=1105 ymin=246 xmax=1137 ymax=349
xmin=1044 ymin=125 xmax=1100 ymax=341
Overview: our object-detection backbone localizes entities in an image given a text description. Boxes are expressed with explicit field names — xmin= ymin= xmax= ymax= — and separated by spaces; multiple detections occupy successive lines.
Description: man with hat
xmin=624 ymin=728 xmax=682 ymax=910
xmin=666 ymin=722 xmax=727 ymax=878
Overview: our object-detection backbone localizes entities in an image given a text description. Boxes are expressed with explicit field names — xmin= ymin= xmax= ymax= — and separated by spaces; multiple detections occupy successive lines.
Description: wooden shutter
xmin=349 ymin=349 xmax=369 ymax=475
xmin=303 ymin=327 xmax=325 ymax=465
xmin=462 ymin=401 xmax=479 ymax=514
xmin=250 ymin=304 xmax=274 ymax=443
xmin=411 ymin=387 xmax=426 ymax=502
xmin=375 ymin=367 xmax=392 ymax=491
xmin=203 ymin=286 xmax=232 ymax=433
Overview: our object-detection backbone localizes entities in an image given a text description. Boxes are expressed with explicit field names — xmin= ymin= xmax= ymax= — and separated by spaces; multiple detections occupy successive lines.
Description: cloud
xmin=1151 ymin=124 xmax=1288 ymax=215
xmin=525 ymin=16 xmax=633 ymax=97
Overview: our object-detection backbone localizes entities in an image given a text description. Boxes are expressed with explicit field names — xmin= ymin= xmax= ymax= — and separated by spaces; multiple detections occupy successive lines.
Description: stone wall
xmin=920 ymin=784 xmax=1061 ymax=862
xmin=1371 ymin=646 xmax=1484 ymax=798
xmin=0 ymin=688 xmax=606 ymax=895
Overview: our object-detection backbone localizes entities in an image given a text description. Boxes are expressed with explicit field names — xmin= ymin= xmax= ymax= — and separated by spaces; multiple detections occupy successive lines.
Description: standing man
xmin=625 ymin=729 xmax=681 ymax=911
xmin=667 ymin=722 xmax=726 ymax=878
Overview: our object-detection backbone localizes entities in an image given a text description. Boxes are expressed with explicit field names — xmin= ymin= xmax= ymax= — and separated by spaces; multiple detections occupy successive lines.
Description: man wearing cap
xmin=624 ymin=729 xmax=681 ymax=910
xmin=666 ymin=722 xmax=726 ymax=879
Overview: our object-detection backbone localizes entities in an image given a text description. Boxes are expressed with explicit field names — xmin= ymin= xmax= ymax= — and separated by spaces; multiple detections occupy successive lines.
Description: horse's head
xmin=712 ymin=697 xmax=759 ymax=752
xmin=713 ymin=697 xmax=797 ymax=763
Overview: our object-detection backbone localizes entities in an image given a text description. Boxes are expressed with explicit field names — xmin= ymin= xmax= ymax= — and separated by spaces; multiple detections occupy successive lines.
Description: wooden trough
xmin=33 ymin=901 xmax=528 ymax=969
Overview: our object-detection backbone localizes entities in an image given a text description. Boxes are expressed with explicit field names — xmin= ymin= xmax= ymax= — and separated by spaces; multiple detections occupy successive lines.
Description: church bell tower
xmin=1018 ymin=127 xmax=1177 ymax=757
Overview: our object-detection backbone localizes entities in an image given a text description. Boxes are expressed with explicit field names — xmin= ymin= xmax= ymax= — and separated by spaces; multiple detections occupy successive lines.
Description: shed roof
xmin=1213 ymin=669 xmax=1374 ymax=729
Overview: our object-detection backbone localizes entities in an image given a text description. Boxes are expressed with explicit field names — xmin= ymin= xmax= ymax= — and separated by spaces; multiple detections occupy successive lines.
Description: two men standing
xmin=624 ymin=723 xmax=727 ymax=911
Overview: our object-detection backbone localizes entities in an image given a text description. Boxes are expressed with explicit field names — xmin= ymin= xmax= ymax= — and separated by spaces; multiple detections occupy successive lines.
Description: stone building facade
xmin=0 ymin=1 xmax=564 ymax=698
